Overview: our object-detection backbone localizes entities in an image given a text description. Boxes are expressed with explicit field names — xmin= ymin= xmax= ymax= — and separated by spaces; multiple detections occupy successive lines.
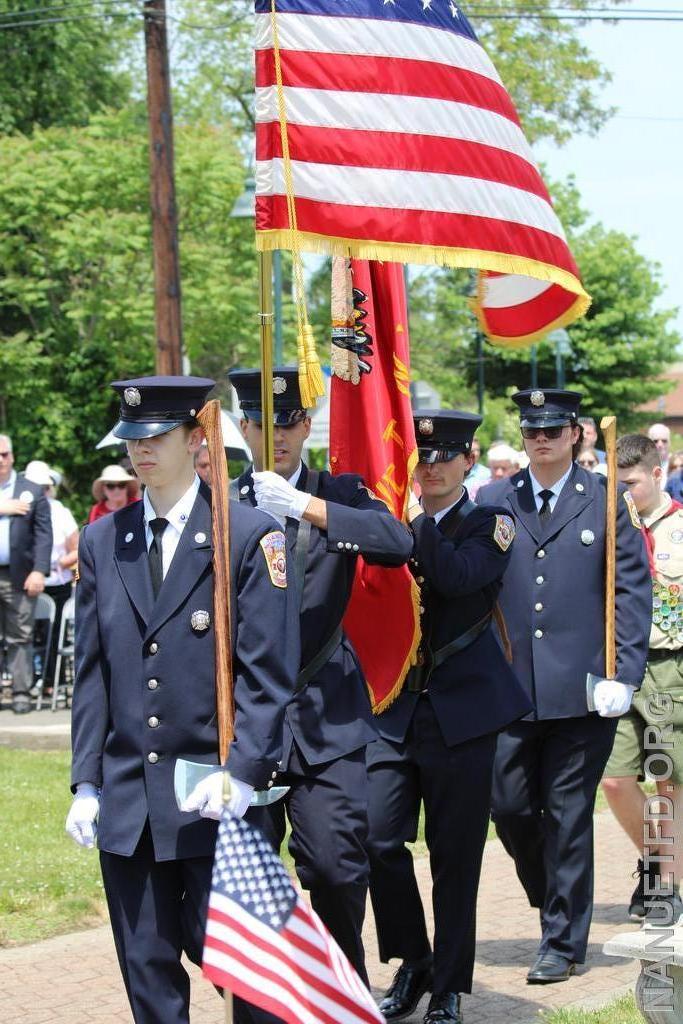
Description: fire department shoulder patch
xmin=259 ymin=531 xmax=287 ymax=588
xmin=493 ymin=514 xmax=515 ymax=552
xmin=623 ymin=491 xmax=641 ymax=529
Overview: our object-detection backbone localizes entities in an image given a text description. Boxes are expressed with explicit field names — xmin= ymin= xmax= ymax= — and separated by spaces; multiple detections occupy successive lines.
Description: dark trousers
xmin=233 ymin=743 xmax=371 ymax=1024
xmin=366 ymin=697 xmax=497 ymax=995
xmin=0 ymin=566 xmax=36 ymax=698
xmin=100 ymin=823 xmax=215 ymax=1024
xmin=44 ymin=581 xmax=72 ymax=688
xmin=491 ymin=715 xmax=618 ymax=963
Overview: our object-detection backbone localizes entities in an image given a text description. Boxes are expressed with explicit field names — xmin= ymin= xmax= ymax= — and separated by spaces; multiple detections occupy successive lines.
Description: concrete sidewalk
xmin=0 ymin=812 xmax=641 ymax=1024
xmin=0 ymin=706 xmax=70 ymax=750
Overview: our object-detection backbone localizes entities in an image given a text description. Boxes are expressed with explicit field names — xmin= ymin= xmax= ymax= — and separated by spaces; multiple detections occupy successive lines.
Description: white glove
xmin=180 ymin=772 xmax=254 ymax=821
xmin=593 ymin=679 xmax=636 ymax=717
xmin=253 ymin=471 xmax=311 ymax=521
xmin=65 ymin=783 xmax=100 ymax=848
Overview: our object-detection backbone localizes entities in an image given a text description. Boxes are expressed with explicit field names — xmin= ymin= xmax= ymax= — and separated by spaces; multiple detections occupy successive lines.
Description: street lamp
xmin=230 ymin=176 xmax=284 ymax=364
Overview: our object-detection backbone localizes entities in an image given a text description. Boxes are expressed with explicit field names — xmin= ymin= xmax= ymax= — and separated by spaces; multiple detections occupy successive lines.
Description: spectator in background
xmin=24 ymin=460 xmax=79 ymax=693
xmin=194 ymin=442 xmax=211 ymax=486
xmin=0 ymin=435 xmax=52 ymax=713
xmin=88 ymin=465 xmax=139 ymax=524
xmin=578 ymin=417 xmax=606 ymax=464
xmin=464 ymin=437 xmax=491 ymax=499
xmin=665 ymin=451 xmax=683 ymax=503
xmin=577 ymin=449 xmax=600 ymax=472
xmin=648 ymin=423 xmax=671 ymax=487
xmin=487 ymin=443 xmax=520 ymax=480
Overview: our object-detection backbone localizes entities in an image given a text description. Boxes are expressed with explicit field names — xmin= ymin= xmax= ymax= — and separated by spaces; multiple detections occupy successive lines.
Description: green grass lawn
xmin=540 ymin=994 xmax=641 ymax=1024
xmin=0 ymin=749 xmax=106 ymax=947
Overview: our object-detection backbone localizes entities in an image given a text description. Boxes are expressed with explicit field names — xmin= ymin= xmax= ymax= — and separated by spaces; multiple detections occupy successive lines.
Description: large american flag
xmin=203 ymin=813 xmax=383 ymax=1024
xmin=254 ymin=0 xmax=590 ymax=346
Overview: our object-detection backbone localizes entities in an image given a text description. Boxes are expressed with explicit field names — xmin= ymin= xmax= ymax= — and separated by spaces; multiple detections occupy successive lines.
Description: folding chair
xmin=52 ymin=594 xmax=75 ymax=712
xmin=33 ymin=592 xmax=56 ymax=711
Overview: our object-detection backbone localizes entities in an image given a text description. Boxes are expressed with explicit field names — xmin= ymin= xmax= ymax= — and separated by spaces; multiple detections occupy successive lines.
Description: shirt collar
xmin=287 ymin=461 xmax=303 ymax=488
xmin=0 ymin=470 xmax=16 ymax=493
xmin=642 ymin=491 xmax=672 ymax=529
xmin=528 ymin=464 xmax=573 ymax=500
xmin=143 ymin=474 xmax=200 ymax=534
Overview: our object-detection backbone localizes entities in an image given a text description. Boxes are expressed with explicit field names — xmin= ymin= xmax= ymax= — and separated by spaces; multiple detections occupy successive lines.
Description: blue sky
xmin=533 ymin=0 xmax=683 ymax=337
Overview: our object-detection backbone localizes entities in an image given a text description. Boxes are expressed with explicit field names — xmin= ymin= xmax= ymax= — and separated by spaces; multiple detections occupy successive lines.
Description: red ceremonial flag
xmin=203 ymin=812 xmax=383 ymax=1024
xmin=329 ymin=257 xmax=420 ymax=712
xmin=254 ymin=0 xmax=590 ymax=346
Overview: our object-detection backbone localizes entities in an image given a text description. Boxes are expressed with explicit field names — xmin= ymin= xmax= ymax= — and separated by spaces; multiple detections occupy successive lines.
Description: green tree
xmin=0 ymin=106 xmax=264 ymax=518
xmin=0 ymin=0 xmax=134 ymax=135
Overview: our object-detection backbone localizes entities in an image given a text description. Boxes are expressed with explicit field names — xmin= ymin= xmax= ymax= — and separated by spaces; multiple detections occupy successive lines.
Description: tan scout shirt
xmin=643 ymin=493 xmax=683 ymax=650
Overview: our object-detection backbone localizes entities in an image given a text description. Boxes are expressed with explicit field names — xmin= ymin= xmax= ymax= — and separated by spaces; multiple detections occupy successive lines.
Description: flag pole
xmin=600 ymin=415 xmax=617 ymax=678
xmin=222 ymin=772 xmax=234 ymax=1024
xmin=259 ymin=251 xmax=275 ymax=472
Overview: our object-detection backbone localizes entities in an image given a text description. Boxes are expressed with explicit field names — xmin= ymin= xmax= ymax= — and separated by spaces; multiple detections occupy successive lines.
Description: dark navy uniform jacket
xmin=7 ymin=474 xmax=52 ymax=588
xmin=477 ymin=464 xmax=651 ymax=719
xmin=376 ymin=493 xmax=533 ymax=746
xmin=236 ymin=463 xmax=413 ymax=764
xmin=71 ymin=481 xmax=299 ymax=861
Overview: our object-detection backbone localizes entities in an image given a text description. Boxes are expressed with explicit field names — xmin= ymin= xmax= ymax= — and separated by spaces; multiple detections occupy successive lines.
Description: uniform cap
xmin=111 ymin=376 xmax=215 ymax=440
xmin=414 ymin=409 xmax=482 ymax=464
xmin=513 ymin=388 xmax=582 ymax=429
xmin=228 ymin=367 xmax=308 ymax=427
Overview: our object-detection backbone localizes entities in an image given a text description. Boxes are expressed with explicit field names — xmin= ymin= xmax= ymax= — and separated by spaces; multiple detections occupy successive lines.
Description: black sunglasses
xmin=521 ymin=426 xmax=567 ymax=440
xmin=104 ymin=482 xmax=128 ymax=490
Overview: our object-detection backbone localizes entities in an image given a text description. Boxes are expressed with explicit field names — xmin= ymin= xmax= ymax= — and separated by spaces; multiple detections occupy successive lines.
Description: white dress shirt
xmin=0 ymin=470 xmax=17 ymax=566
xmin=143 ymin=475 xmax=200 ymax=579
xmin=528 ymin=465 xmax=573 ymax=514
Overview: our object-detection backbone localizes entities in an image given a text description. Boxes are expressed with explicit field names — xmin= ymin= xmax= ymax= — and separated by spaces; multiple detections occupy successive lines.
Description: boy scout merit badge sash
xmin=260 ymin=532 xmax=287 ymax=588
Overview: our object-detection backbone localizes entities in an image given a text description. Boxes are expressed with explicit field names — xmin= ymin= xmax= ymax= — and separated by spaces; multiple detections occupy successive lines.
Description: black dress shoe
xmin=423 ymin=992 xmax=462 ymax=1023
xmin=527 ymin=953 xmax=575 ymax=984
xmin=12 ymin=699 xmax=31 ymax=715
xmin=378 ymin=961 xmax=433 ymax=1021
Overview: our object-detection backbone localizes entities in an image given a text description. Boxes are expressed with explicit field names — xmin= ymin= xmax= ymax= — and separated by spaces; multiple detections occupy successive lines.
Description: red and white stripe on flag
xmin=203 ymin=813 xmax=383 ymax=1024
xmin=254 ymin=0 xmax=590 ymax=346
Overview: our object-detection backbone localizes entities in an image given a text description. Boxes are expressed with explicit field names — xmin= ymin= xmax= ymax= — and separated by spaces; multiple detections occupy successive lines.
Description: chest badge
xmin=191 ymin=610 xmax=211 ymax=632
xmin=581 ymin=530 xmax=595 ymax=546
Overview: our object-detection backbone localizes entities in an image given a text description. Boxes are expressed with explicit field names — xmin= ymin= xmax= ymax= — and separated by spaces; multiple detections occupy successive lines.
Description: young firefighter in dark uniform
xmin=367 ymin=411 xmax=532 ymax=1024
xmin=228 ymin=366 xmax=412 ymax=992
xmin=65 ymin=377 xmax=299 ymax=1024
xmin=478 ymin=389 xmax=651 ymax=984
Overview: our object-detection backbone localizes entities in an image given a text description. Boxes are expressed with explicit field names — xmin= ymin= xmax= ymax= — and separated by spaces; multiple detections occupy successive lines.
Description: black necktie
xmin=148 ymin=518 xmax=168 ymax=599
xmin=538 ymin=489 xmax=554 ymax=525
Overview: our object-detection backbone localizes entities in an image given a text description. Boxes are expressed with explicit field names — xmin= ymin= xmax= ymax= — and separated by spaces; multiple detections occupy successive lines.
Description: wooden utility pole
xmin=144 ymin=0 xmax=183 ymax=375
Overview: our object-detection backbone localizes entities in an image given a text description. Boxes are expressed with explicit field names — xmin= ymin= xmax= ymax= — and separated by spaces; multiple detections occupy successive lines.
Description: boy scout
xmin=478 ymin=390 xmax=651 ymax=983
xmin=367 ymin=411 xmax=532 ymax=1024
xmin=65 ymin=376 xmax=298 ymax=1024
xmin=602 ymin=434 xmax=683 ymax=927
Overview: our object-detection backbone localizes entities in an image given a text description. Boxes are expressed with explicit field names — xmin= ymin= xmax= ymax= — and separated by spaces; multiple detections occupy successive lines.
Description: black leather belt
xmin=406 ymin=611 xmax=493 ymax=693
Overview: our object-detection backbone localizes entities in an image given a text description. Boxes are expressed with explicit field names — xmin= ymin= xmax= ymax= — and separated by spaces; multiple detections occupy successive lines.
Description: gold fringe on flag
xmin=270 ymin=0 xmax=325 ymax=407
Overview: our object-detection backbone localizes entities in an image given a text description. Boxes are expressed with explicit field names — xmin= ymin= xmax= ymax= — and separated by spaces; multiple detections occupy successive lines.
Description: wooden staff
xmin=258 ymin=251 xmax=275 ymax=472
xmin=600 ymin=415 xmax=617 ymax=678
xmin=196 ymin=399 xmax=234 ymax=763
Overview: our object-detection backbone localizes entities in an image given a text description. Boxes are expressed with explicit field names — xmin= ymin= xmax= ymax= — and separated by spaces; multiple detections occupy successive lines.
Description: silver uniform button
xmin=337 ymin=541 xmax=344 ymax=550
xmin=149 ymin=642 xmax=158 ymax=654
xmin=537 ymin=549 xmax=546 ymax=559
xmin=345 ymin=542 xmax=352 ymax=550
xmin=536 ymin=576 xmax=544 ymax=584
xmin=194 ymin=532 xmax=206 ymax=544
xmin=267 ymin=780 xmax=273 ymax=788
xmin=125 ymin=532 xmax=134 ymax=543
xmin=148 ymin=752 xmax=159 ymax=764
xmin=534 ymin=629 xmax=543 ymax=639
xmin=148 ymin=716 xmax=159 ymax=728
xmin=271 ymin=770 xmax=278 ymax=779
xmin=535 ymin=602 xmax=543 ymax=612
xmin=240 ymin=485 xmax=250 ymax=495
xmin=352 ymin=544 xmax=359 ymax=552
xmin=575 ymin=483 xmax=585 ymax=493
xmin=147 ymin=678 xmax=158 ymax=690
xmin=516 ymin=480 xmax=524 ymax=489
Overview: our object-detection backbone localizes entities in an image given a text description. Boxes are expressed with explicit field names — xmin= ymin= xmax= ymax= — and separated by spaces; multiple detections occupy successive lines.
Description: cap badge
xmin=530 ymin=390 xmax=545 ymax=407
xmin=124 ymin=387 xmax=141 ymax=407
xmin=190 ymin=610 xmax=211 ymax=633
xmin=418 ymin=418 xmax=434 ymax=436
xmin=273 ymin=377 xmax=287 ymax=395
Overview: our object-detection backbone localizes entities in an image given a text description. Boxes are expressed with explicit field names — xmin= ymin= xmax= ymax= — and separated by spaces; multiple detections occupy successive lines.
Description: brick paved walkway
xmin=0 ymin=812 xmax=641 ymax=1024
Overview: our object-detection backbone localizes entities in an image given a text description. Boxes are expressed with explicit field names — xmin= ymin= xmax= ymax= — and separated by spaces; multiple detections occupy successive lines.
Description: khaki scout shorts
xmin=604 ymin=652 xmax=683 ymax=784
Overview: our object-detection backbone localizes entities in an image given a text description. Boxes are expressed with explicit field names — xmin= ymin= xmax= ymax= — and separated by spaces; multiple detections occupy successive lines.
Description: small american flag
xmin=255 ymin=0 xmax=590 ymax=346
xmin=203 ymin=814 xmax=383 ymax=1024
